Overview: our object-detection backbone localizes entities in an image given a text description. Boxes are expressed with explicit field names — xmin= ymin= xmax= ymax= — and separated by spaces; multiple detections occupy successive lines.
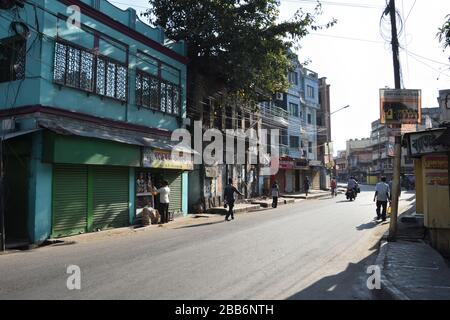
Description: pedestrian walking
xmin=224 ymin=178 xmax=243 ymax=221
xmin=271 ymin=182 xmax=280 ymax=208
xmin=330 ymin=177 xmax=337 ymax=197
xmin=374 ymin=176 xmax=391 ymax=222
xmin=304 ymin=177 xmax=310 ymax=197
xmin=153 ymin=180 xmax=171 ymax=224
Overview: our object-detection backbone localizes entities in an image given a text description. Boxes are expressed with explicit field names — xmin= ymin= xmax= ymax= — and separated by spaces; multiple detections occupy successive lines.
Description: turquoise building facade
xmin=0 ymin=0 xmax=190 ymax=246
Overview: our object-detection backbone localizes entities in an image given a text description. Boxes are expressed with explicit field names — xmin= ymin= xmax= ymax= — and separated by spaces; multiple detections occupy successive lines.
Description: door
xmin=52 ymin=165 xmax=88 ymax=237
xmin=92 ymin=166 xmax=129 ymax=231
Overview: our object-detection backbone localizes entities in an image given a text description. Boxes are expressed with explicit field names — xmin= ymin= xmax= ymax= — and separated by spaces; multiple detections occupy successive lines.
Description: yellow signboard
xmin=142 ymin=148 xmax=193 ymax=170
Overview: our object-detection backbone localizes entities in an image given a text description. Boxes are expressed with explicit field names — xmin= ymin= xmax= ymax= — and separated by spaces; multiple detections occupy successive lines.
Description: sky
xmin=112 ymin=0 xmax=450 ymax=154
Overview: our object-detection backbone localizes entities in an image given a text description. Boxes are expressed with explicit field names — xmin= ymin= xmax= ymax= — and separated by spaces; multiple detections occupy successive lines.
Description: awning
xmin=0 ymin=128 xmax=42 ymax=140
xmin=435 ymin=127 xmax=450 ymax=147
xmin=37 ymin=118 xmax=199 ymax=154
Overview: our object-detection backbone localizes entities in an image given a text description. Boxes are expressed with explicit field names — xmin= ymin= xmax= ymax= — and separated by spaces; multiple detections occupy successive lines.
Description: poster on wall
xmin=424 ymin=155 xmax=448 ymax=187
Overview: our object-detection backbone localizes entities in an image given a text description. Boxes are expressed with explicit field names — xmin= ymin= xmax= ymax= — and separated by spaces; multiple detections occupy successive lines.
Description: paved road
xmin=0 ymin=186 xmax=414 ymax=300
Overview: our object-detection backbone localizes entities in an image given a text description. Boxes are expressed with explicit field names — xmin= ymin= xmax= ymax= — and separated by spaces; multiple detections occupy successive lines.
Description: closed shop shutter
xmin=92 ymin=166 xmax=129 ymax=230
xmin=52 ymin=165 xmax=88 ymax=237
xmin=166 ymin=172 xmax=182 ymax=214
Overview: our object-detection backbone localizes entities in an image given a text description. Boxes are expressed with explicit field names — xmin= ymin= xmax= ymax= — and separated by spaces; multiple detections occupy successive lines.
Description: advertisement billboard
xmin=380 ymin=89 xmax=422 ymax=125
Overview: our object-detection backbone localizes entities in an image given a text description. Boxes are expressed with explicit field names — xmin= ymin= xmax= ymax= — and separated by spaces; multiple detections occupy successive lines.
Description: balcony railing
xmin=261 ymin=104 xmax=289 ymax=127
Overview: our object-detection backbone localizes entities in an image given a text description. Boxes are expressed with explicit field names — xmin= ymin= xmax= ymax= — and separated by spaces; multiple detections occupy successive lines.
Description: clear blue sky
xmin=112 ymin=0 xmax=450 ymax=154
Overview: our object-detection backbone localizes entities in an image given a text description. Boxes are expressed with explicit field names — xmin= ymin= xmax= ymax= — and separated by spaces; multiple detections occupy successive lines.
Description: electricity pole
xmin=387 ymin=0 xmax=402 ymax=241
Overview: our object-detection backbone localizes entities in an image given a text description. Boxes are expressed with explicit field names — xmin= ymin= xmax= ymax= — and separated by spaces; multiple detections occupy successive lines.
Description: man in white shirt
xmin=155 ymin=181 xmax=171 ymax=224
xmin=374 ymin=176 xmax=391 ymax=222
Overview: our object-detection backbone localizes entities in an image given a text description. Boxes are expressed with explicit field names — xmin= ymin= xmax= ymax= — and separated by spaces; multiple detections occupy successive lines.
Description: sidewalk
xmin=206 ymin=203 xmax=261 ymax=214
xmin=376 ymin=206 xmax=450 ymax=300
xmin=282 ymin=189 xmax=331 ymax=200
xmin=250 ymin=197 xmax=296 ymax=208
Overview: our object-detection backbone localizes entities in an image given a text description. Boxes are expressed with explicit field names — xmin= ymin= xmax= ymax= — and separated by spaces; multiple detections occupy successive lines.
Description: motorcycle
xmin=346 ymin=188 xmax=357 ymax=201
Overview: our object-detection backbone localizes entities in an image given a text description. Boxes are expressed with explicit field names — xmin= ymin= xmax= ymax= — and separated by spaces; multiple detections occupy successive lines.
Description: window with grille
xmin=0 ymin=35 xmax=26 ymax=83
xmin=135 ymin=69 xmax=181 ymax=117
xmin=290 ymin=136 xmax=300 ymax=148
xmin=53 ymin=40 xmax=127 ymax=102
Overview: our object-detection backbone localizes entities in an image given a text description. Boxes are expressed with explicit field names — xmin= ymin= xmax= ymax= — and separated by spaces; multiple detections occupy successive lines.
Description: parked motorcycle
xmin=346 ymin=188 xmax=357 ymax=201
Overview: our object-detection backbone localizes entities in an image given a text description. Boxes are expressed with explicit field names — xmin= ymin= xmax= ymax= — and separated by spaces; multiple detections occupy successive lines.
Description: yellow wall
xmin=422 ymin=154 xmax=450 ymax=229
xmin=368 ymin=175 xmax=378 ymax=185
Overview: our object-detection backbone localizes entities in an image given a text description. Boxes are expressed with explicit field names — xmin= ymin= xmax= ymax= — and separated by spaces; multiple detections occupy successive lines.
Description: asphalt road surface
xmin=0 ymin=186 xmax=413 ymax=300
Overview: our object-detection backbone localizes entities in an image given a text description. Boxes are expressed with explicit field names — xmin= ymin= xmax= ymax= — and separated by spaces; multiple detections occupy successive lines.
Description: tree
xmin=437 ymin=14 xmax=450 ymax=51
xmin=143 ymin=0 xmax=335 ymax=112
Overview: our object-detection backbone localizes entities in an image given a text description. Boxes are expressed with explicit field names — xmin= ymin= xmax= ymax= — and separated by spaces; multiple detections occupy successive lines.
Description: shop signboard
xmin=380 ymin=89 xmax=422 ymax=125
xmin=407 ymin=129 xmax=448 ymax=157
xmin=294 ymin=159 xmax=309 ymax=170
xmin=143 ymin=148 xmax=193 ymax=170
xmin=279 ymin=160 xmax=294 ymax=170
xmin=424 ymin=155 xmax=448 ymax=187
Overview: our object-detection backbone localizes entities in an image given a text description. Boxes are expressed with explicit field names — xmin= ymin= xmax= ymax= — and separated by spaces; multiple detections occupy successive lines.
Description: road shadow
xmin=356 ymin=221 xmax=379 ymax=231
xmin=287 ymin=250 xmax=388 ymax=300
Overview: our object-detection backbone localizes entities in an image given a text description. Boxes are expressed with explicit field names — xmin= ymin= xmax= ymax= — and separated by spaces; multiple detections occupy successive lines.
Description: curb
xmin=375 ymin=240 xmax=411 ymax=300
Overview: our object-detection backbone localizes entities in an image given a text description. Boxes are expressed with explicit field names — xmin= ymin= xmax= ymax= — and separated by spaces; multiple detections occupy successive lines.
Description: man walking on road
xmin=224 ymin=178 xmax=243 ymax=221
xmin=271 ymin=182 xmax=280 ymax=208
xmin=374 ymin=176 xmax=391 ymax=222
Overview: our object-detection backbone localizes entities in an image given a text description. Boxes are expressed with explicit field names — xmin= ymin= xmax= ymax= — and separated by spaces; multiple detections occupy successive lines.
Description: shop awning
xmin=0 ymin=128 xmax=42 ymax=140
xmin=37 ymin=118 xmax=198 ymax=154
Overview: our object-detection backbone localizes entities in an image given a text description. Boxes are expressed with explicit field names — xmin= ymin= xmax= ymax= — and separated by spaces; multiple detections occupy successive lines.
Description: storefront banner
xmin=407 ymin=129 xmax=448 ymax=157
xmin=143 ymin=148 xmax=193 ymax=170
xmin=279 ymin=160 xmax=295 ymax=170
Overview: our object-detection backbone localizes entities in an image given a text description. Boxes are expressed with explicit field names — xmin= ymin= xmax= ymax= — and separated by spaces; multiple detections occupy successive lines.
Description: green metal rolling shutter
xmin=92 ymin=166 xmax=129 ymax=230
xmin=166 ymin=172 xmax=183 ymax=214
xmin=52 ymin=165 xmax=88 ymax=237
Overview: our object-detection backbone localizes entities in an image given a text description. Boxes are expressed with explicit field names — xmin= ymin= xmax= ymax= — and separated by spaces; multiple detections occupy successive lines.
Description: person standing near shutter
xmin=154 ymin=181 xmax=171 ymax=224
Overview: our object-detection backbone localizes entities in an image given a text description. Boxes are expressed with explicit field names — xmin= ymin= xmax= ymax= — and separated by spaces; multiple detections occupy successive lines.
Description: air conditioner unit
xmin=276 ymin=93 xmax=283 ymax=101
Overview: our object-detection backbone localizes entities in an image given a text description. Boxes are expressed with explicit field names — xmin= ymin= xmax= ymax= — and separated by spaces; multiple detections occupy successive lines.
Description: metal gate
xmin=52 ymin=165 xmax=88 ymax=237
xmin=165 ymin=172 xmax=182 ymax=214
xmin=92 ymin=166 xmax=129 ymax=230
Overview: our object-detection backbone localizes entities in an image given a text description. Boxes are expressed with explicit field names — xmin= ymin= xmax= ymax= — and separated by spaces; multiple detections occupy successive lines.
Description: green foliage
xmin=438 ymin=14 xmax=450 ymax=51
xmin=144 ymin=0 xmax=336 ymax=103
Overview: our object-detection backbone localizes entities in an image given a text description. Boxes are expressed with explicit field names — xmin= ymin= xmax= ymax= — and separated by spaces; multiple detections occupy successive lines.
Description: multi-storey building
xmin=346 ymin=138 xmax=373 ymax=183
xmin=317 ymin=77 xmax=331 ymax=189
xmin=0 ymin=0 xmax=188 ymax=246
xmin=267 ymin=54 xmax=321 ymax=194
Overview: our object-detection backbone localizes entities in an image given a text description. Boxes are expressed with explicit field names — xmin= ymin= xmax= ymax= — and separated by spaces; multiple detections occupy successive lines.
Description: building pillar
xmin=28 ymin=132 xmax=52 ymax=244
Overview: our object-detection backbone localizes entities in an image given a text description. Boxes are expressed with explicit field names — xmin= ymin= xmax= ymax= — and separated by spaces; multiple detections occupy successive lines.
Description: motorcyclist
xmin=347 ymin=176 xmax=358 ymax=196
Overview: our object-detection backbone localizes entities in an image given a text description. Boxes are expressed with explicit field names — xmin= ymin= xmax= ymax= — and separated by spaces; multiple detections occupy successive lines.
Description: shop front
xmin=272 ymin=157 xmax=295 ymax=194
xmin=136 ymin=148 xmax=192 ymax=218
xmin=405 ymin=128 xmax=450 ymax=256
xmin=294 ymin=159 xmax=309 ymax=192
xmin=309 ymin=160 xmax=322 ymax=190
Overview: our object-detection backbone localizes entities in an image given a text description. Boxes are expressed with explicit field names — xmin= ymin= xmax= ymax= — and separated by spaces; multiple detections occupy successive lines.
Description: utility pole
xmin=387 ymin=0 xmax=402 ymax=241
xmin=0 ymin=137 xmax=5 ymax=252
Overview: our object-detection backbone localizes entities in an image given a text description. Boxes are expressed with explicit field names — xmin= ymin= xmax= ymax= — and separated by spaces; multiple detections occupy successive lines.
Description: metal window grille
xmin=53 ymin=40 xmax=127 ymax=102
xmin=135 ymin=70 xmax=181 ymax=117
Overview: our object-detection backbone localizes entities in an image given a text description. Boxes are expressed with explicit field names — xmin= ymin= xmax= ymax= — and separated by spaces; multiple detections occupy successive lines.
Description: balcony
xmin=261 ymin=104 xmax=289 ymax=127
